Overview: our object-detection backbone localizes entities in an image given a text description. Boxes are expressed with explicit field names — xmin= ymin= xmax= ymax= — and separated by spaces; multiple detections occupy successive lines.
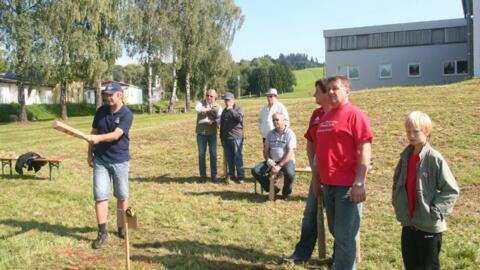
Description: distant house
xmin=323 ymin=0 xmax=479 ymax=90
xmin=84 ymin=81 xmax=144 ymax=105
xmin=0 ymin=73 xmax=54 ymax=104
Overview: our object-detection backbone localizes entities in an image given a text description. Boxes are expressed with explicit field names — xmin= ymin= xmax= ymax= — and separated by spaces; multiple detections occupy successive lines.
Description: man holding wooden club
xmin=87 ymin=82 xmax=133 ymax=249
xmin=284 ymin=79 xmax=331 ymax=264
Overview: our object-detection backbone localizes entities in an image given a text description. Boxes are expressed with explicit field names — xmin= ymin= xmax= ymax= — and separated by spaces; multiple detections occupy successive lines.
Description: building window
xmin=408 ymin=63 xmax=421 ymax=77
xmin=336 ymin=65 xmax=360 ymax=80
xmin=457 ymin=60 xmax=468 ymax=74
xmin=443 ymin=60 xmax=468 ymax=75
xmin=328 ymin=36 xmax=357 ymax=51
xmin=444 ymin=61 xmax=455 ymax=74
xmin=348 ymin=65 xmax=360 ymax=79
xmin=445 ymin=26 xmax=467 ymax=43
xmin=379 ymin=64 xmax=392 ymax=79
xmin=336 ymin=65 xmax=348 ymax=76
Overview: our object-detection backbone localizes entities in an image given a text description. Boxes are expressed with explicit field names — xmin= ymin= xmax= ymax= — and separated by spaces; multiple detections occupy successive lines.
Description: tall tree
xmin=0 ymin=49 xmax=7 ymax=73
xmin=45 ymin=0 xmax=100 ymax=120
xmin=82 ymin=0 xmax=122 ymax=109
xmin=176 ymin=0 xmax=243 ymax=110
xmin=0 ymin=0 xmax=48 ymax=122
xmin=124 ymin=0 xmax=172 ymax=114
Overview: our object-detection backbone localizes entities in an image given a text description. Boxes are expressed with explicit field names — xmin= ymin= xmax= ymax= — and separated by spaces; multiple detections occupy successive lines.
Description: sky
xmin=116 ymin=0 xmax=465 ymax=65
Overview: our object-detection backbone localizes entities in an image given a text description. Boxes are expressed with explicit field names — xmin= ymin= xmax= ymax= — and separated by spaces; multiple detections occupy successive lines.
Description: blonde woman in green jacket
xmin=392 ymin=111 xmax=459 ymax=270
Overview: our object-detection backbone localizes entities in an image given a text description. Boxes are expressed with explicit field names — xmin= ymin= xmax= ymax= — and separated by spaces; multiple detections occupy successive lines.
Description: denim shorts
xmin=93 ymin=157 xmax=129 ymax=201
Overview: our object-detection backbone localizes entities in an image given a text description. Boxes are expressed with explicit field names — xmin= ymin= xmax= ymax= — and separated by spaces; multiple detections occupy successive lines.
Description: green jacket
xmin=392 ymin=143 xmax=459 ymax=233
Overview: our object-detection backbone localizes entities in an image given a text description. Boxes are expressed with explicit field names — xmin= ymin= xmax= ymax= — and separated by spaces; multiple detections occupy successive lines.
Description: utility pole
xmin=237 ymin=75 xmax=241 ymax=99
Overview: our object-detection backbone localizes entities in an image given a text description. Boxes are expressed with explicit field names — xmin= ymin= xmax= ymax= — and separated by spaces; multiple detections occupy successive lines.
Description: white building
xmin=0 ymin=74 xmax=54 ymax=104
xmin=84 ymin=81 xmax=143 ymax=105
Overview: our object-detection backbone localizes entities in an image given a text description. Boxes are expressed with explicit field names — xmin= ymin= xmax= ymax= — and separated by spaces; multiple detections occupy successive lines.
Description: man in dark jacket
xmin=220 ymin=92 xmax=245 ymax=183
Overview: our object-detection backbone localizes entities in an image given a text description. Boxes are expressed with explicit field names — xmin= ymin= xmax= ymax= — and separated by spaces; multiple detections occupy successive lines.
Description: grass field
xmin=280 ymin=67 xmax=325 ymax=99
xmin=0 ymin=78 xmax=479 ymax=270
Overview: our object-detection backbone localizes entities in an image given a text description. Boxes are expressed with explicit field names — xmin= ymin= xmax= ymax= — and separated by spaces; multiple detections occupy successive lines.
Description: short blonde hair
xmin=405 ymin=111 xmax=432 ymax=138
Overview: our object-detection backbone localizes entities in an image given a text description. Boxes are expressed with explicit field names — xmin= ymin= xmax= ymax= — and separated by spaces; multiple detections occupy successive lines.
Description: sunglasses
xmin=267 ymin=95 xmax=275 ymax=98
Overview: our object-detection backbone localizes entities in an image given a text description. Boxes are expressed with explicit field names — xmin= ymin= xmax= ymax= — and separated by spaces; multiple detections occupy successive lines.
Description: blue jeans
xmin=93 ymin=157 xmax=129 ymax=201
xmin=291 ymin=182 xmax=318 ymax=260
xmin=197 ymin=134 xmax=217 ymax=177
xmin=251 ymin=160 xmax=295 ymax=196
xmin=323 ymin=185 xmax=362 ymax=270
xmin=222 ymin=138 xmax=245 ymax=179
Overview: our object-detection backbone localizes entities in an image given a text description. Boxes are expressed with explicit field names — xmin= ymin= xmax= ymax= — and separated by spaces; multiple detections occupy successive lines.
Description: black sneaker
xmin=92 ymin=232 xmax=108 ymax=249
xmin=236 ymin=178 xmax=245 ymax=184
xmin=118 ymin=227 xmax=125 ymax=239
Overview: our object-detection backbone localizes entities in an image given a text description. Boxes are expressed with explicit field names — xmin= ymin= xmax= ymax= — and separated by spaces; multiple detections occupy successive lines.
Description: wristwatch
xmin=353 ymin=181 xmax=364 ymax=188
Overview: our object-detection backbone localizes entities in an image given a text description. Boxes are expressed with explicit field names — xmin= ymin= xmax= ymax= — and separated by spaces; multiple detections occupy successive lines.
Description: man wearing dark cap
xmin=220 ymin=92 xmax=245 ymax=183
xmin=87 ymin=82 xmax=133 ymax=249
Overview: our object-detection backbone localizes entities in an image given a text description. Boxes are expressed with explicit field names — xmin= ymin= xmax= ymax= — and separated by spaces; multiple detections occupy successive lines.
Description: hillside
xmin=280 ymin=67 xmax=325 ymax=98
xmin=0 ymin=79 xmax=479 ymax=269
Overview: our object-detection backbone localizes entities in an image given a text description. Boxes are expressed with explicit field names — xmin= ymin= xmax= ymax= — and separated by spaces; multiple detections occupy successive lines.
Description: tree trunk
xmin=95 ymin=80 xmax=102 ymax=109
xmin=185 ymin=72 xmax=191 ymax=112
xmin=237 ymin=75 xmax=241 ymax=99
xmin=60 ymin=80 xmax=68 ymax=120
xmin=202 ymin=85 xmax=207 ymax=99
xmin=147 ymin=59 xmax=153 ymax=114
xmin=17 ymin=81 xmax=27 ymax=122
xmin=168 ymin=62 xmax=177 ymax=112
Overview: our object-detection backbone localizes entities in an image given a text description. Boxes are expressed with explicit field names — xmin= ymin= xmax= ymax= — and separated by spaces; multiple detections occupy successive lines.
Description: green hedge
xmin=0 ymin=103 xmax=96 ymax=122
xmin=0 ymin=101 xmax=184 ymax=122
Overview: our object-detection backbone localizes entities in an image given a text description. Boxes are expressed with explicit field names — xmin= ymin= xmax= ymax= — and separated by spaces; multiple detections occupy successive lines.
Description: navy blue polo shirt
xmin=92 ymin=105 xmax=133 ymax=164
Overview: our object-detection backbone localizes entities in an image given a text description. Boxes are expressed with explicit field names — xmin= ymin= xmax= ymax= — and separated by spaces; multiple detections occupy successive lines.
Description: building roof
xmin=324 ymin=18 xmax=466 ymax=37
xmin=0 ymin=72 xmax=20 ymax=84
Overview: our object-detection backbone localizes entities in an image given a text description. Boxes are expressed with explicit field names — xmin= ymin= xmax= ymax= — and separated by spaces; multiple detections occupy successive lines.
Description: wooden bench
xmin=0 ymin=157 xmax=16 ymax=176
xmin=0 ymin=156 xmax=62 ymax=181
xmin=245 ymin=165 xmax=312 ymax=199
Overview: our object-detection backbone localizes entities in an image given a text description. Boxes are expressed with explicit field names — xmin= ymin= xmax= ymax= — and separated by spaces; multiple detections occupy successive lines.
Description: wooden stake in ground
xmin=118 ymin=209 xmax=132 ymax=270
xmin=268 ymin=173 xmax=276 ymax=201
xmin=317 ymin=191 xmax=326 ymax=259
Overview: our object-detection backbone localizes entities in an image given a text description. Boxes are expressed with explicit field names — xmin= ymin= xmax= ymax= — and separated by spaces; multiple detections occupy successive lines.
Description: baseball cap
xmin=103 ymin=82 xmax=124 ymax=94
xmin=223 ymin=92 xmax=235 ymax=100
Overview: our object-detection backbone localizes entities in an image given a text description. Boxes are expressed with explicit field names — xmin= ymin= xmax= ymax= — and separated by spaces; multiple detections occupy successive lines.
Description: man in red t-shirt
xmin=315 ymin=76 xmax=372 ymax=270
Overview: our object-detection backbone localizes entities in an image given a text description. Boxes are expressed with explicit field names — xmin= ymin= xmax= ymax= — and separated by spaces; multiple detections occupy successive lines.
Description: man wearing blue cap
xmin=87 ymin=82 xmax=133 ymax=249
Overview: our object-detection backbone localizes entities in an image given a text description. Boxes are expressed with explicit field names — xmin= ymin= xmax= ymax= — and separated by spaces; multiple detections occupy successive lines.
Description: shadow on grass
xmin=0 ymin=174 xmax=49 ymax=180
xmin=130 ymin=174 xmax=209 ymax=184
xmin=0 ymin=219 xmax=94 ymax=241
xmin=132 ymin=239 xmax=278 ymax=269
xmin=187 ymin=190 xmax=306 ymax=203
